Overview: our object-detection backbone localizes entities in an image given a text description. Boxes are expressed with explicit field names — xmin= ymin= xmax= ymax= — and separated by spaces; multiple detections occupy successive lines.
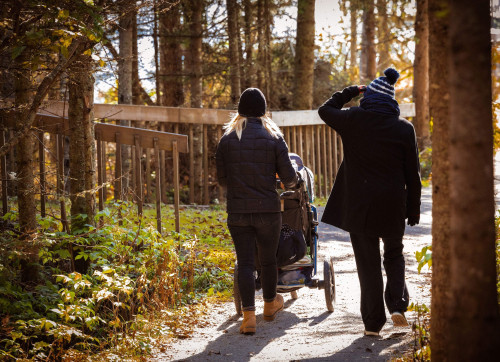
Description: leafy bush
xmin=0 ymin=202 xmax=233 ymax=359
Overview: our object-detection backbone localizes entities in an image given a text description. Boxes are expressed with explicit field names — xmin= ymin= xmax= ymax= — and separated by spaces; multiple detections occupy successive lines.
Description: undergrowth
xmin=0 ymin=201 xmax=233 ymax=360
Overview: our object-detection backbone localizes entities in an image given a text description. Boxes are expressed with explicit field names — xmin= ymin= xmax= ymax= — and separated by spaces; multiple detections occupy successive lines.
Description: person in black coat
xmin=318 ymin=68 xmax=421 ymax=336
xmin=216 ymin=88 xmax=298 ymax=334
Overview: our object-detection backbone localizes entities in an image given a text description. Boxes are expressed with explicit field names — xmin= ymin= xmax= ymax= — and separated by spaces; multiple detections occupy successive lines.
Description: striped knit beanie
xmin=365 ymin=68 xmax=400 ymax=99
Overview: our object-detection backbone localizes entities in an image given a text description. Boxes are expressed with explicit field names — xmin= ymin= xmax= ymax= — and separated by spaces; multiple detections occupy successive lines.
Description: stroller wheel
xmin=290 ymin=290 xmax=298 ymax=300
xmin=323 ymin=259 xmax=336 ymax=313
xmin=233 ymin=264 xmax=243 ymax=317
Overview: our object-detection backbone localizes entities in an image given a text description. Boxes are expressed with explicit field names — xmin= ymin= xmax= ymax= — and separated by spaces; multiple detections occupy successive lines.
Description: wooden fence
xmin=1 ymin=101 xmax=415 ymax=232
xmin=38 ymin=101 xmax=415 ymax=203
xmin=1 ymin=113 xmax=188 ymax=233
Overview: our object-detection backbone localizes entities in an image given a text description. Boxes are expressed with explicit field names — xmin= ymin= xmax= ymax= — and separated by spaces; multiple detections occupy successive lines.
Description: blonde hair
xmin=223 ymin=113 xmax=283 ymax=140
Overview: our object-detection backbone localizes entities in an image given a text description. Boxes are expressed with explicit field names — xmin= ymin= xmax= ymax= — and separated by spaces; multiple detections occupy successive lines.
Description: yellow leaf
xmin=84 ymin=49 xmax=92 ymax=56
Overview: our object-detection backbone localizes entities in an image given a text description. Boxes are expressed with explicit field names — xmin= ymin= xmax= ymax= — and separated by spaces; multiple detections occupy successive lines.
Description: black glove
xmin=407 ymin=214 xmax=420 ymax=226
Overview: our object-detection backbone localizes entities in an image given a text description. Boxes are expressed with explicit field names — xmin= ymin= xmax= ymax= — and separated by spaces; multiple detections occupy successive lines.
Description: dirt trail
xmin=151 ymin=187 xmax=433 ymax=361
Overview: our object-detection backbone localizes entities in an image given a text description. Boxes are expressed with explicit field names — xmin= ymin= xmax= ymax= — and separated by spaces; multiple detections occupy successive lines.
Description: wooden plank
xmin=115 ymin=132 xmax=122 ymax=201
xmin=310 ymin=127 xmax=316 ymax=183
xmin=173 ymin=140 xmax=180 ymax=233
xmin=216 ymin=126 xmax=223 ymax=202
xmin=134 ymin=135 xmax=143 ymax=216
xmin=203 ymin=125 xmax=209 ymax=205
xmin=96 ymin=130 xmax=104 ymax=213
xmin=1 ymin=131 xmax=7 ymax=215
xmin=38 ymin=100 xmax=416 ymax=126
xmin=35 ymin=114 xmax=188 ymax=153
xmin=326 ymin=127 xmax=333 ymax=192
xmin=38 ymin=131 xmax=46 ymax=218
xmin=189 ymin=124 xmax=194 ymax=204
xmin=298 ymin=126 xmax=303 ymax=158
xmin=333 ymin=130 xmax=338 ymax=178
xmin=321 ymin=125 xmax=327 ymax=198
xmin=305 ymin=126 xmax=311 ymax=169
xmin=154 ymin=138 xmax=162 ymax=233
xmin=315 ymin=125 xmax=321 ymax=198
xmin=145 ymin=148 xmax=151 ymax=204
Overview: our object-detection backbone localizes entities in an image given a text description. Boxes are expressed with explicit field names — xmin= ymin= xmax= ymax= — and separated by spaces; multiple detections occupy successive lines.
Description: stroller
xmin=233 ymin=153 xmax=336 ymax=315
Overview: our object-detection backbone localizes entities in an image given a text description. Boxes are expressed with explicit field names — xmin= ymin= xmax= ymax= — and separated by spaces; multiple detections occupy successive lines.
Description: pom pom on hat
xmin=383 ymin=68 xmax=400 ymax=85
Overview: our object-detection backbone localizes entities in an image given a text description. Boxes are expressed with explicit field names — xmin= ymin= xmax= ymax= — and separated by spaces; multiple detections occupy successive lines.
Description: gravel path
xmin=152 ymin=185 xmax=433 ymax=362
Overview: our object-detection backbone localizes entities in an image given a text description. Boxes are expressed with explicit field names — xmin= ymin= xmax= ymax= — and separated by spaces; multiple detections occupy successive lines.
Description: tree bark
xmin=349 ymin=1 xmax=358 ymax=82
xmin=243 ymin=0 xmax=254 ymax=89
xmin=257 ymin=0 xmax=265 ymax=93
xmin=360 ymin=1 xmax=376 ymax=83
xmin=116 ymin=2 xmax=134 ymax=199
xmin=68 ymin=53 xmax=96 ymax=274
xmin=376 ymin=0 xmax=391 ymax=71
xmin=448 ymin=0 xmax=500 ymax=359
xmin=292 ymin=0 xmax=316 ymax=110
xmin=159 ymin=2 xmax=184 ymax=107
xmin=264 ymin=0 xmax=272 ymax=105
xmin=428 ymin=0 xmax=451 ymax=359
xmin=413 ymin=0 xmax=430 ymax=150
xmin=226 ymin=0 xmax=241 ymax=106
xmin=185 ymin=0 xmax=204 ymax=203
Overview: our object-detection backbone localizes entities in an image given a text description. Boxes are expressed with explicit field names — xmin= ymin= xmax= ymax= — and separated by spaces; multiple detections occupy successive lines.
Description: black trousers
xmin=349 ymin=232 xmax=410 ymax=332
xmin=228 ymin=212 xmax=281 ymax=311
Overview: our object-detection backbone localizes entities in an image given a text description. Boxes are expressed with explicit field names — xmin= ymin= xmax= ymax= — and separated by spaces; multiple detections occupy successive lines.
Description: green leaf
xmin=11 ymin=46 xmax=26 ymax=60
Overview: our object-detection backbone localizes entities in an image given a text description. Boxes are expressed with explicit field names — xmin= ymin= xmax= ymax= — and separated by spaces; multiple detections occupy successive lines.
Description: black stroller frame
xmin=233 ymin=153 xmax=336 ymax=315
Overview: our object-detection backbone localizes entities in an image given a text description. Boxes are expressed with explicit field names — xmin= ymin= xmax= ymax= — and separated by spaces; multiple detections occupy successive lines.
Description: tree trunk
xmin=413 ymin=0 xmax=430 ymax=150
xmin=243 ymin=0 xmax=254 ymax=89
xmin=159 ymin=2 xmax=184 ymax=107
xmin=185 ymin=0 xmax=204 ymax=203
xmin=116 ymin=2 xmax=134 ymax=199
xmin=226 ymin=0 xmax=241 ymax=106
xmin=68 ymin=53 xmax=96 ymax=274
xmin=428 ymin=0 xmax=451 ymax=359
xmin=14 ymin=52 xmax=36 ymax=234
xmin=15 ymin=50 xmax=38 ymax=282
xmin=264 ymin=0 xmax=272 ymax=106
xmin=132 ymin=8 xmax=141 ymax=105
xmin=257 ymin=0 xmax=265 ymax=93
xmin=376 ymin=0 xmax=390 ymax=71
xmin=448 ymin=0 xmax=500 ymax=359
xmin=292 ymin=0 xmax=316 ymax=110
xmin=349 ymin=2 xmax=358 ymax=82
xmin=360 ymin=1 xmax=376 ymax=83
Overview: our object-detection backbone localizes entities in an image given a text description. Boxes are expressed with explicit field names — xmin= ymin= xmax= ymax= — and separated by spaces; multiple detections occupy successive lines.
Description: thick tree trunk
xmin=360 ymin=1 xmax=376 ymax=83
xmin=14 ymin=52 xmax=36 ymax=234
xmin=116 ymin=2 xmax=134 ymax=199
xmin=68 ymin=53 xmax=96 ymax=274
xmin=413 ymin=0 xmax=430 ymax=150
xmin=226 ymin=0 xmax=241 ymax=106
xmin=15 ymin=51 xmax=38 ymax=282
xmin=132 ymin=9 xmax=141 ymax=105
xmin=243 ymin=0 xmax=254 ymax=89
xmin=448 ymin=0 xmax=500 ymax=359
xmin=292 ymin=0 xmax=315 ymax=110
xmin=264 ymin=0 xmax=272 ymax=105
xmin=428 ymin=0 xmax=451 ymax=359
xmin=159 ymin=2 xmax=184 ymax=107
xmin=185 ymin=0 xmax=204 ymax=203
xmin=349 ymin=2 xmax=358 ymax=82
xmin=376 ymin=0 xmax=390 ymax=71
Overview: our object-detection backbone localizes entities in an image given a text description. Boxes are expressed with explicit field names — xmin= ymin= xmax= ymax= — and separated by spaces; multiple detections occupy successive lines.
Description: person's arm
xmin=404 ymin=125 xmax=422 ymax=225
xmin=215 ymin=137 xmax=227 ymax=187
xmin=318 ymin=85 xmax=363 ymax=131
xmin=276 ymin=136 xmax=298 ymax=189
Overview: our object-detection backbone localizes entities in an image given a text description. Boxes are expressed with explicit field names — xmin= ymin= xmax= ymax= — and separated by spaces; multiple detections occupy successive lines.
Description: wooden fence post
xmin=38 ymin=131 xmax=46 ymax=218
xmin=1 ymin=131 xmax=7 ymax=215
xmin=154 ymin=137 xmax=162 ymax=233
xmin=189 ymin=124 xmax=194 ymax=204
xmin=321 ymin=125 xmax=328 ymax=198
xmin=134 ymin=135 xmax=143 ymax=216
xmin=326 ymin=127 xmax=333 ymax=193
xmin=216 ymin=126 xmax=223 ymax=202
xmin=315 ymin=125 xmax=321 ymax=198
xmin=173 ymin=140 xmax=180 ymax=233
xmin=333 ymin=130 xmax=338 ymax=178
xmin=298 ymin=126 xmax=303 ymax=158
xmin=96 ymin=130 xmax=104 ymax=223
xmin=57 ymin=127 xmax=69 ymax=232
xmin=203 ymin=125 xmax=209 ymax=205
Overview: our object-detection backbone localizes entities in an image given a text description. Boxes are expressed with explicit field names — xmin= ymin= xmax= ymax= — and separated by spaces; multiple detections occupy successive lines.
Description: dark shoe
xmin=263 ymin=294 xmax=284 ymax=321
xmin=239 ymin=310 xmax=256 ymax=334
xmin=391 ymin=311 xmax=408 ymax=327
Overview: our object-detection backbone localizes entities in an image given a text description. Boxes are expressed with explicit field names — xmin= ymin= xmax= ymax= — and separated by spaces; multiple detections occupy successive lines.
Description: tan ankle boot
xmin=263 ymin=294 xmax=284 ymax=321
xmin=239 ymin=310 xmax=256 ymax=334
